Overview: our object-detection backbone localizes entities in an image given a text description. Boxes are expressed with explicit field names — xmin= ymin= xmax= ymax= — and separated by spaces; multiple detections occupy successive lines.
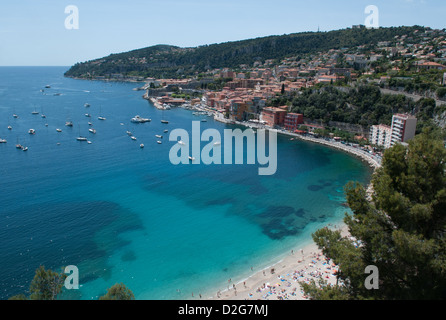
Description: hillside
xmin=64 ymin=26 xmax=426 ymax=79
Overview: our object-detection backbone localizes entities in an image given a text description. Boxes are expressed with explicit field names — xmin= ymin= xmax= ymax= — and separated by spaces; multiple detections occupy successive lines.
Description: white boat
xmin=131 ymin=136 xmax=137 ymax=141
xmin=178 ymin=140 xmax=185 ymax=145
xmin=0 ymin=138 xmax=7 ymax=143
xmin=164 ymin=130 xmax=168 ymax=133
xmin=7 ymin=125 xmax=12 ymax=130
xmin=76 ymin=136 xmax=88 ymax=141
xmin=88 ymin=122 xmax=92 ymax=126
xmin=22 ymin=146 xmax=28 ymax=151
xmin=87 ymin=141 xmax=92 ymax=144
xmin=131 ymin=115 xmax=151 ymax=123
xmin=98 ymin=116 xmax=106 ymax=121
xmin=13 ymin=114 xmax=18 ymax=118
xmin=56 ymin=128 xmax=62 ymax=132
xmin=31 ymin=110 xmax=39 ymax=115
xmin=89 ymin=128 xmax=96 ymax=134
xmin=140 ymin=144 xmax=144 ymax=148
xmin=85 ymin=113 xmax=91 ymax=117
xmin=65 ymin=121 xmax=73 ymax=127
xmin=45 ymin=85 xmax=51 ymax=88
xmin=161 ymin=120 xmax=169 ymax=124
xmin=189 ymin=156 xmax=195 ymax=161
xmin=155 ymin=135 xmax=163 ymax=139
xmin=126 ymin=131 xmax=132 ymax=136
xmin=28 ymin=129 xmax=36 ymax=134
xmin=84 ymin=103 xmax=90 ymax=107
xmin=157 ymin=141 xmax=162 ymax=144
xmin=214 ymin=141 xmax=221 ymax=146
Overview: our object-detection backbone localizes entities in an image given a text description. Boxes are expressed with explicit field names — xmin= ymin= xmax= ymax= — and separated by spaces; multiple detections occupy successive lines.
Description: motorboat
xmin=157 ymin=141 xmax=162 ymax=144
xmin=98 ymin=116 xmax=106 ymax=121
xmin=65 ymin=121 xmax=73 ymax=127
xmin=161 ymin=120 xmax=169 ymax=124
xmin=7 ymin=125 xmax=12 ymax=130
xmin=155 ymin=135 xmax=163 ymax=139
xmin=76 ymin=136 xmax=88 ymax=141
xmin=89 ymin=128 xmax=96 ymax=134
xmin=0 ymin=138 xmax=7 ymax=143
xmin=131 ymin=136 xmax=137 ymax=141
xmin=56 ymin=128 xmax=62 ymax=132
xmin=131 ymin=115 xmax=151 ymax=123
xmin=140 ymin=144 xmax=144 ymax=148
xmin=84 ymin=103 xmax=90 ymax=107
xmin=28 ymin=129 xmax=36 ymax=134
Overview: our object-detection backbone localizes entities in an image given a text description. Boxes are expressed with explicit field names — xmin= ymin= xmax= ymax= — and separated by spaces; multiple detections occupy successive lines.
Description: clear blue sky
xmin=0 ymin=0 xmax=444 ymax=66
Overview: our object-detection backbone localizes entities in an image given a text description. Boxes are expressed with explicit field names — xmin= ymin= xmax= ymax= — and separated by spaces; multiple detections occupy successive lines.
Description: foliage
xmin=99 ymin=283 xmax=135 ymax=300
xmin=64 ymin=26 xmax=425 ymax=79
xmin=301 ymin=131 xmax=446 ymax=299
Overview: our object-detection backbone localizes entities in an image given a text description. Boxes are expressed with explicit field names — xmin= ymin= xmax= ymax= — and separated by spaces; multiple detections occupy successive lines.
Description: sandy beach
xmin=205 ymin=223 xmax=349 ymax=301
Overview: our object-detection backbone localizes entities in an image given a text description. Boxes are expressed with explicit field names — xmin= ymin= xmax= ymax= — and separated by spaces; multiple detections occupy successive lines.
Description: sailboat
xmin=31 ymin=106 xmax=39 ymax=115
xmin=98 ymin=105 xmax=106 ymax=120
xmin=15 ymin=137 xmax=22 ymax=149
xmin=76 ymin=125 xmax=88 ymax=141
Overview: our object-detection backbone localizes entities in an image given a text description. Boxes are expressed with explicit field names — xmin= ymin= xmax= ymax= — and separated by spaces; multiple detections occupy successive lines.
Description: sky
xmin=0 ymin=0 xmax=445 ymax=66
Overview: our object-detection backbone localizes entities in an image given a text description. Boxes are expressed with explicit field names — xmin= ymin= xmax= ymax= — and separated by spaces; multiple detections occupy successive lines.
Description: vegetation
xmin=99 ymin=283 xmax=135 ymax=300
xmin=8 ymin=266 xmax=135 ymax=300
xmin=64 ymin=26 xmax=425 ymax=79
xmin=9 ymin=266 xmax=66 ymax=300
xmin=301 ymin=130 xmax=446 ymax=299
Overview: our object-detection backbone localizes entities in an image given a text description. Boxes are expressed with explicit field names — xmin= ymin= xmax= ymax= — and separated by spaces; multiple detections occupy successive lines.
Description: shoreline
xmin=205 ymin=222 xmax=349 ymax=300
xmin=143 ymin=99 xmax=378 ymax=301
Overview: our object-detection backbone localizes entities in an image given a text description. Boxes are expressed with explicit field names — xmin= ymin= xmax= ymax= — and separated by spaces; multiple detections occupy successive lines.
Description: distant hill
xmin=64 ymin=26 xmax=426 ymax=79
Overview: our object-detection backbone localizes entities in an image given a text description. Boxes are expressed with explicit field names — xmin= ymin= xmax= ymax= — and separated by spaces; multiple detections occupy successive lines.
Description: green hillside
xmin=64 ymin=26 xmax=426 ymax=79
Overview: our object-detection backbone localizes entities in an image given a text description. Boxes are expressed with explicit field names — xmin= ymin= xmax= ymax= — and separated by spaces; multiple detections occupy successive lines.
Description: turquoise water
xmin=0 ymin=67 xmax=371 ymax=299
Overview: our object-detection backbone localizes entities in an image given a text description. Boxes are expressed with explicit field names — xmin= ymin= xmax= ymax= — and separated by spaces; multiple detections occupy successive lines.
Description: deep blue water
xmin=0 ymin=67 xmax=372 ymax=299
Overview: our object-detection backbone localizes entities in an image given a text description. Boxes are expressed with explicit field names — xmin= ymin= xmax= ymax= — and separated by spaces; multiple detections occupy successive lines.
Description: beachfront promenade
xmin=213 ymin=112 xmax=382 ymax=170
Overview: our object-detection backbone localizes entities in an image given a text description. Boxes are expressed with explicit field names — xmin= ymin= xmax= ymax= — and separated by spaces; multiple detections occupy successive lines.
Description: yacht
xmin=98 ymin=116 xmax=106 ymax=121
xmin=7 ymin=125 xmax=12 ymax=130
xmin=65 ymin=121 xmax=73 ymax=127
xmin=84 ymin=103 xmax=90 ymax=107
xmin=155 ymin=135 xmax=163 ymax=139
xmin=28 ymin=129 xmax=36 ymax=134
xmin=22 ymin=146 xmax=28 ymax=151
xmin=157 ymin=141 xmax=162 ymax=144
xmin=0 ymin=138 xmax=7 ymax=143
xmin=131 ymin=136 xmax=137 ymax=141
xmin=76 ymin=136 xmax=88 ymax=141
xmin=56 ymin=128 xmax=62 ymax=132
xmin=131 ymin=115 xmax=151 ymax=123
xmin=89 ymin=128 xmax=96 ymax=134
xmin=161 ymin=120 xmax=169 ymax=124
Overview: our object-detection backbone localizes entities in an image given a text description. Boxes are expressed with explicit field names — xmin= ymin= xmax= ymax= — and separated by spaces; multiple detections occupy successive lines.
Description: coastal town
xmin=134 ymin=26 xmax=446 ymax=167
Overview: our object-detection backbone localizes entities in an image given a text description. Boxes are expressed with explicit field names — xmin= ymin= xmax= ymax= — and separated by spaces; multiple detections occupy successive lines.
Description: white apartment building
xmin=370 ymin=114 xmax=417 ymax=149
xmin=370 ymin=124 xmax=392 ymax=148
xmin=390 ymin=113 xmax=417 ymax=147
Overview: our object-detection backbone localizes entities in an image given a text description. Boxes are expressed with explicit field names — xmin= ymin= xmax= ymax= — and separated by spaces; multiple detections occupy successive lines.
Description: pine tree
xmin=301 ymin=130 xmax=446 ymax=299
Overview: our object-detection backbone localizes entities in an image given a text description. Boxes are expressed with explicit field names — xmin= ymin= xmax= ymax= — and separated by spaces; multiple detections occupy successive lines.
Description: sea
xmin=0 ymin=67 xmax=372 ymax=300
